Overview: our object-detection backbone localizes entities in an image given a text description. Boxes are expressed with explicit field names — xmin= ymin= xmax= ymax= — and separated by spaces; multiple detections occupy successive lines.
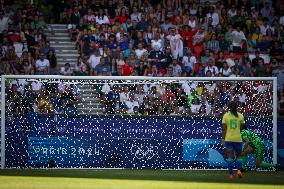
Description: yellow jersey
xmin=222 ymin=112 xmax=244 ymax=142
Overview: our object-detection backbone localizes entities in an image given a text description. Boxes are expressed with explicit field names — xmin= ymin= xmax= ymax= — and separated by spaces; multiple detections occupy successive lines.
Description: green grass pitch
xmin=0 ymin=169 xmax=283 ymax=189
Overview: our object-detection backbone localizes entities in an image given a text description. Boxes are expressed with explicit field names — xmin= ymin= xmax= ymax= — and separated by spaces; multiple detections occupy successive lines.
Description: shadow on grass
xmin=0 ymin=169 xmax=283 ymax=185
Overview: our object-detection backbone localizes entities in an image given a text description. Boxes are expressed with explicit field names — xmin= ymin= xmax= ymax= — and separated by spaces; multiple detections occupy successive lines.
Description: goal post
xmin=0 ymin=75 xmax=278 ymax=169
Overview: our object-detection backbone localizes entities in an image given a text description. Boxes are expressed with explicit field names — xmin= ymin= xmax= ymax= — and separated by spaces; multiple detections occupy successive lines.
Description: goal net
xmin=0 ymin=75 xmax=277 ymax=169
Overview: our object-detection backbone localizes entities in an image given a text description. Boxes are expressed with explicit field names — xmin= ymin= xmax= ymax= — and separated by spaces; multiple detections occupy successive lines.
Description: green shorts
xmin=253 ymin=141 xmax=265 ymax=161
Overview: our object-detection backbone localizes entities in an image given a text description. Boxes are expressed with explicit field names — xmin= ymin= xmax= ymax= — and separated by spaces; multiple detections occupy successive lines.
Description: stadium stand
xmin=0 ymin=0 xmax=283 ymax=116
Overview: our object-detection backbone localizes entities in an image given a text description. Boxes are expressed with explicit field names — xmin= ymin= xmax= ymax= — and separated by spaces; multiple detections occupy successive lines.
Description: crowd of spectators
xmin=0 ymin=1 xmax=80 ymax=117
xmin=0 ymin=0 xmax=283 ymax=117
xmin=5 ymin=79 xmax=80 ymax=116
xmin=66 ymin=0 xmax=283 ymax=79
xmin=0 ymin=2 xmax=58 ymax=75
xmin=99 ymin=80 xmax=273 ymax=116
xmin=64 ymin=0 xmax=283 ymax=116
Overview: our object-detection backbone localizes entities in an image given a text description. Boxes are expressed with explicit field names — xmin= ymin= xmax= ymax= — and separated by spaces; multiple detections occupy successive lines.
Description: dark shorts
xmin=225 ymin=142 xmax=243 ymax=153
xmin=253 ymin=142 xmax=265 ymax=161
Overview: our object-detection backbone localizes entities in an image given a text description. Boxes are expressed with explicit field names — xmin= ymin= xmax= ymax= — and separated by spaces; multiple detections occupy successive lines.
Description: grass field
xmin=0 ymin=169 xmax=283 ymax=189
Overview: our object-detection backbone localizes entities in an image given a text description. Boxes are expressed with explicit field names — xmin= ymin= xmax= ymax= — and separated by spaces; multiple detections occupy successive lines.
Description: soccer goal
xmin=0 ymin=75 xmax=277 ymax=169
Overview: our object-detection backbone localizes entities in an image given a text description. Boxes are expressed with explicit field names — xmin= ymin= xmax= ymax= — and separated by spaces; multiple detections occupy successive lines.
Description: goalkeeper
xmin=241 ymin=126 xmax=279 ymax=171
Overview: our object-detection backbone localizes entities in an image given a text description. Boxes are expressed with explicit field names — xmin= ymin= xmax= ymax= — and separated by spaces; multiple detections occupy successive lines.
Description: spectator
xmin=31 ymin=15 xmax=45 ymax=30
xmin=242 ymin=60 xmax=253 ymax=77
xmin=280 ymin=15 xmax=284 ymax=27
xmin=225 ymin=51 xmax=236 ymax=68
xmin=192 ymin=26 xmax=205 ymax=56
xmin=191 ymin=97 xmax=201 ymax=114
xmin=121 ymin=58 xmax=134 ymax=76
xmin=96 ymin=9 xmax=110 ymax=25
xmin=132 ymin=106 xmax=141 ymax=115
xmin=117 ymin=7 xmax=128 ymax=24
xmin=135 ymin=43 xmax=147 ymax=59
xmin=166 ymin=28 xmax=183 ymax=59
xmin=119 ymin=34 xmax=129 ymax=51
xmin=169 ymin=59 xmax=182 ymax=77
xmin=84 ymin=8 xmax=95 ymax=24
xmin=255 ymin=59 xmax=266 ymax=77
xmin=105 ymin=85 xmax=120 ymax=114
xmin=228 ymin=5 xmax=237 ymax=18
xmin=7 ymin=84 xmax=23 ymax=114
xmin=20 ymin=50 xmax=35 ymax=74
xmin=60 ymin=63 xmax=72 ymax=76
xmin=113 ymin=52 xmax=125 ymax=75
xmin=137 ymin=14 xmax=149 ymax=31
xmin=162 ymin=86 xmax=176 ymax=103
xmin=220 ymin=7 xmax=229 ymax=26
xmin=219 ymin=62 xmax=232 ymax=77
xmin=36 ymin=88 xmax=54 ymax=114
xmin=134 ymin=31 xmax=147 ymax=48
xmin=180 ymin=25 xmax=196 ymax=49
xmin=74 ymin=56 xmax=88 ymax=76
xmin=161 ymin=17 xmax=174 ymax=33
xmin=120 ymin=86 xmax=130 ymax=106
xmin=270 ymin=41 xmax=283 ymax=62
xmin=260 ymin=18 xmax=273 ymax=36
xmin=35 ymin=52 xmax=50 ymax=74
xmin=6 ymin=45 xmax=21 ymax=74
xmin=125 ymin=93 xmax=139 ymax=113
xmin=0 ymin=57 xmax=11 ymax=74
xmin=224 ymin=25 xmax=233 ymax=46
xmin=69 ymin=6 xmax=81 ymax=31
xmin=123 ymin=43 xmax=135 ymax=58
xmin=188 ymin=14 xmax=197 ymax=29
xmin=206 ymin=6 xmax=219 ymax=28
xmin=207 ymin=33 xmax=220 ymax=52
xmin=60 ymin=86 xmax=79 ymax=114
xmin=175 ymin=87 xmax=187 ymax=112
xmin=201 ymin=50 xmax=214 ymax=65
xmin=216 ymin=51 xmax=226 ymax=69
xmin=40 ymin=41 xmax=54 ymax=56
xmin=251 ymin=50 xmax=264 ymax=68
xmin=252 ymin=27 xmax=264 ymax=42
xmin=0 ymin=9 xmax=12 ymax=34
xmin=108 ymin=34 xmax=118 ymax=51
xmin=144 ymin=64 xmax=159 ymax=77
xmin=88 ymin=50 xmax=101 ymax=75
xmin=230 ymin=66 xmax=241 ymax=77
xmin=130 ymin=6 xmax=142 ymax=22
xmin=181 ymin=50 xmax=196 ymax=76
xmin=47 ymin=50 xmax=57 ymax=75
xmin=94 ymin=58 xmax=111 ymax=76
xmin=127 ymin=51 xmax=138 ymax=67
xmin=35 ymin=29 xmax=46 ymax=43
xmin=231 ymin=26 xmax=246 ymax=52
xmin=261 ymin=2 xmax=273 ymax=20
xmin=23 ymin=83 xmax=37 ymax=111
xmin=81 ymin=29 xmax=96 ymax=55
xmin=219 ymin=34 xmax=230 ymax=52
xmin=238 ymin=89 xmax=247 ymax=107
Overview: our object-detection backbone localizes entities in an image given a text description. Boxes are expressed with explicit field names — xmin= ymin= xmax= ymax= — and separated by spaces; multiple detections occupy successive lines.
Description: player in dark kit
xmin=241 ymin=127 xmax=279 ymax=171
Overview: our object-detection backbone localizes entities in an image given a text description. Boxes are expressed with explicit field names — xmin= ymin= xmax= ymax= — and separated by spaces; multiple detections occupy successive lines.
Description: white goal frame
xmin=0 ymin=75 xmax=278 ymax=169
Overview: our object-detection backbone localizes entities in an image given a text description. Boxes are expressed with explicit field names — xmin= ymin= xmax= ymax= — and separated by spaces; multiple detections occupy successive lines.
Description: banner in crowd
xmin=5 ymin=114 xmax=275 ymax=169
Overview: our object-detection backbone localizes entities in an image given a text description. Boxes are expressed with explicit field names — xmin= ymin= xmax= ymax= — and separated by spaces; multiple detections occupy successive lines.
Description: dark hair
xmin=1 ymin=57 xmax=7 ymax=61
xmin=228 ymin=101 xmax=238 ymax=117
xmin=242 ymin=124 xmax=248 ymax=130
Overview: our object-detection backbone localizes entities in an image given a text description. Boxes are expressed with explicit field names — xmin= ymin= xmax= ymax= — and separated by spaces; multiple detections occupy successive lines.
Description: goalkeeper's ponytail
xmin=228 ymin=101 xmax=238 ymax=118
